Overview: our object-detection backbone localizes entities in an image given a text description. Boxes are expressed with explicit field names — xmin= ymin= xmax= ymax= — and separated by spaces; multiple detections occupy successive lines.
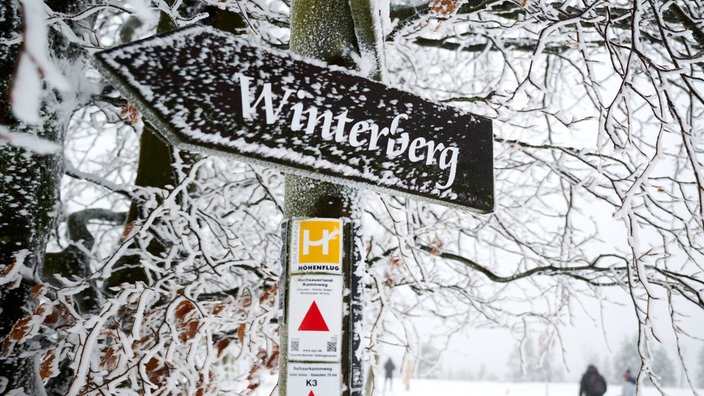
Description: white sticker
xmin=287 ymin=362 xmax=341 ymax=396
xmin=288 ymin=275 xmax=343 ymax=361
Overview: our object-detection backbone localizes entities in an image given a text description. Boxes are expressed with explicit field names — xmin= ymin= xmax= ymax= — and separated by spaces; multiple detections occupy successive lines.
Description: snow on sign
xmin=94 ymin=25 xmax=494 ymax=212
xmin=287 ymin=363 xmax=341 ymax=396
xmin=290 ymin=218 xmax=343 ymax=274
xmin=288 ymin=275 xmax=343 ymax=361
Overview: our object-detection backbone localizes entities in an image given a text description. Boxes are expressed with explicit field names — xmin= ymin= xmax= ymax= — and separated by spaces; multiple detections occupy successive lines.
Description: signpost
xmin=94 ymin=25 xmax=493 ymax=212
xmin=94 ymin=24 xmax=493 ymax=396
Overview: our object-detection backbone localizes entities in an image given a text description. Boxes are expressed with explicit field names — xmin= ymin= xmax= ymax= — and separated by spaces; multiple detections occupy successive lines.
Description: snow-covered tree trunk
xmin=0 ymin=1 xmax=68 ymax=393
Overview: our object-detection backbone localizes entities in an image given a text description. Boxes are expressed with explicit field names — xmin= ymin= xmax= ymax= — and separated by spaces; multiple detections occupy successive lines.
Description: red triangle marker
xmin=298 ymin=301 xmax=329 ymax=331
xmin=308 ymin=391 xmax=315 ymax=396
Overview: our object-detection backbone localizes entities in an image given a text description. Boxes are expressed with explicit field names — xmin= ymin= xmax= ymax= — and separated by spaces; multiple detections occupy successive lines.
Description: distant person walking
xmin=621 ymin=369 xmax=636 ymax=396
xmin=579 ymin=364 xmax=607 ymax=396
xmin=384 ymin=358 xmax=396 ymax=392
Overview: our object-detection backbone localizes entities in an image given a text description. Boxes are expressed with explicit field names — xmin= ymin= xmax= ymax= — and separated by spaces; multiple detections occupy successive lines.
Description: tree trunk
xmin=283 ymin=1 xmax=378 ymax=394
xmin=0 ymin=1 xmax=67 ymax=393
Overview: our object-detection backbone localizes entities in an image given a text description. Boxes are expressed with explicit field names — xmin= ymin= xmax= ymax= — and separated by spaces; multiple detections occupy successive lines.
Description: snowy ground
xmin=380 ymin=379 xmax=700 ymax=396
xmin=251 ymin=378 xmax=701 ymax=396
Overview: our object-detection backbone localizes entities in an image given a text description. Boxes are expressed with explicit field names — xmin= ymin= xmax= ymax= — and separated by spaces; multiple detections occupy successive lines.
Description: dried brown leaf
xmin=120 ymin=103 xmax=141 ymax=125
xmin=0 ymin=260 xmax=15 ymax=278
xmin=241 ymin=290 xmax=252 ymax=308
xmin=265 ymin=345 xmax=279 ymax=369
xmin=179 ymin=320 xmax=200 ymax=342
xmin=101 ymin=346 xmax=120 ymax=371
xmin=132 ymin=335 xmax=156 ymax=351
xmin=389 ymin=257 xmax=402 ymax=268
xmin=31 ymin=284 xmax=45 ymax=298
xmin=121 ymin=221 xmax=136 ymax=241
xmin=43 ymin=304 xmax=71 ymax=326
xmin=34 ymin=303 xmax=50 ymax=317
xmin=8 ymin=317 xmax=32 ymax=342
xmin=216 ymin=338 xmax=230 ymax=358
xmin=144 ymin=357 xmax=169 ymax=386
xmin=237 ymin=323 xmax=246 ymax=344
xmin=259 ymin=284 xmax=278 ymax=306
xmin=565 ymin=39 xmax=580 ymax=48
xmin=429 ymin=0 xmax=462 ymax=17
xmin=175 ymin=300 xmax=196 ymax=325
xmin=211 ymin=301 xmax=227 ymax=315
xmin=40 ymin=349 xmax=58 ymax=380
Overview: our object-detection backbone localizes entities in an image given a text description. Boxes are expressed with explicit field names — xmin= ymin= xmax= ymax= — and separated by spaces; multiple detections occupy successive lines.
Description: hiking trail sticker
xmin=286 ymin=363 xmax=341 ymax=396
xmin=290 ymin=218 xmax=343 ymax=274
xmin=288 ymin=275 xmax=342 ymax=361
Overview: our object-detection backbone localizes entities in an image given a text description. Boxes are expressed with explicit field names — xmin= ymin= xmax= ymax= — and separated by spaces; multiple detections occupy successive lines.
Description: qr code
xmin=291 ymin=340 xmax=299 ymax=351
xmin=327 ymin=341 xmax=336 ymax=352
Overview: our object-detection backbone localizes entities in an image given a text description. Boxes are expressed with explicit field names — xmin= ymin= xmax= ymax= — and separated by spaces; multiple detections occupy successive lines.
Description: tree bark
xmin=0 ymin=1 xmax=66 ymax=393
xmin=282 ymin=1 xmax=377 ymax=395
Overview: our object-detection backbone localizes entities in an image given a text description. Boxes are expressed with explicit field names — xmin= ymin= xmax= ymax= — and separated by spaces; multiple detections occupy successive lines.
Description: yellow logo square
xmin=297 ymin=220 xmax=342 ymax=264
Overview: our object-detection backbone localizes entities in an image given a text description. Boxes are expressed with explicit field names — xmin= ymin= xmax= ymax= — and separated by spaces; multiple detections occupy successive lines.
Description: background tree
xmin=507 ymin=335 xmax=564 ymax=382
xmin=613 ymin=335 xmax=679 ymax=387
xmin=416 ymin=342 xmax=442 ymax=379
xmin=369 ymin=0 xmax=703 ymax=390
xmin=1 ymin=1 xmax=282 ymax=394
xmin=651 ymin=347 xmax=676 ymax=387
xmin=1 ymin=0 xmax=93 ymax=392
xmin=613 ymin=335 xmax=640 ymax=383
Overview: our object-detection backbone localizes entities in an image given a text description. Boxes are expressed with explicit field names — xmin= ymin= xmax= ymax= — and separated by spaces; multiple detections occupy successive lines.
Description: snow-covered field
xmin=376 ymin=379 xmax=700 ymax=396
xmin=251 ymin=378 xmax=701 ymax=396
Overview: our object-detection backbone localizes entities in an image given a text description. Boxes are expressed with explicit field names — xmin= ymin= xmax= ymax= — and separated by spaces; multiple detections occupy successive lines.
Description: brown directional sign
xmin=94 ymin=25 xmax=493 ymax=212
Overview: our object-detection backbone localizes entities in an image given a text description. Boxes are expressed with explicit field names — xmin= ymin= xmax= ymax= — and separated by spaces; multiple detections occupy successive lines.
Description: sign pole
xmin=278 ymin=2 xmax=366 ymax=396
xmin=279 ymin=181 xmax=363 ymax=396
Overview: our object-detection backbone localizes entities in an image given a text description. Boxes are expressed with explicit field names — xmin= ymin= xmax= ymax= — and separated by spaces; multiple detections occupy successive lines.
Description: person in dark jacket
xmin=579 ymin=364 xmax=607 ymax=396
xmin=384 ymin=358 xmax=396 ymax=391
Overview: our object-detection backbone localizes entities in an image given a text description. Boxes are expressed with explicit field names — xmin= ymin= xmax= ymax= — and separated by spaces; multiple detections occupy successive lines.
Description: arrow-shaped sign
xmin=94 ymin=25 xmax=493 ymax=212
